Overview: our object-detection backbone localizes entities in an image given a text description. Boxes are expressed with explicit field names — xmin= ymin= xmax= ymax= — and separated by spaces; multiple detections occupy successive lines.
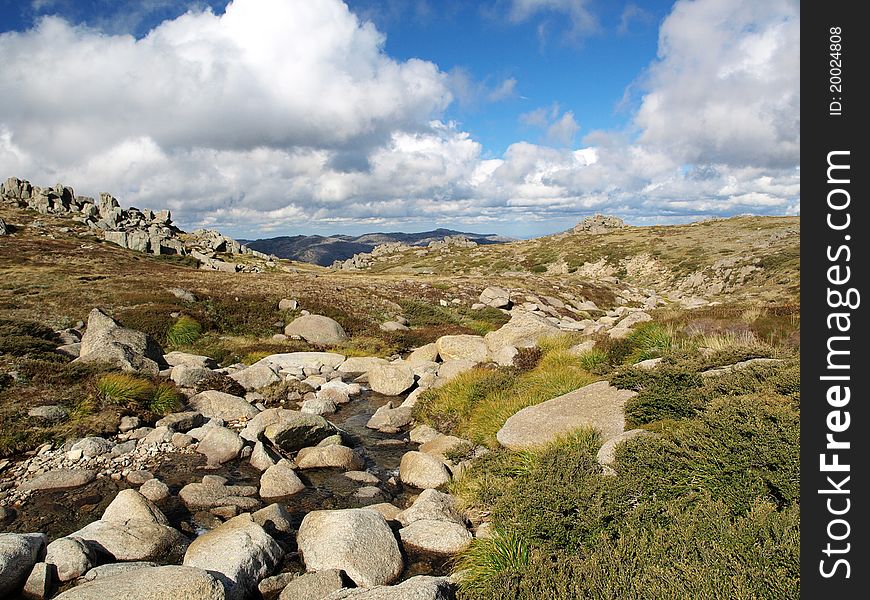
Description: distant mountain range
xmin=239 ymin=228 xmax=513 ymax=266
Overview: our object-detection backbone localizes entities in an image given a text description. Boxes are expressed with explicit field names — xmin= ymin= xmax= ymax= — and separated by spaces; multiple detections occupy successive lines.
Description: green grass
xmin=95 ymin=373 xmax=154 ymax=407
xmin=454 ymin=529 xmax=531 ymax=596
xmin=150 ymin=382 xmax=184 ymax=414
xmin=166 ymin=315 xmax=202 ymax=346
xmin=414 ymin=337 xmax=596 ymax=446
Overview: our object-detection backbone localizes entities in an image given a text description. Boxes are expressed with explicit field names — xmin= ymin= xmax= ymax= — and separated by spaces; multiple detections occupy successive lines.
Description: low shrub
xmin=512 ymin=347 xmax=542 ymax=371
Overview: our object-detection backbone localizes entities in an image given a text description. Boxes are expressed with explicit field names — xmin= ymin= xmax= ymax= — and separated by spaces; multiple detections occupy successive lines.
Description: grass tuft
xmin=166 ymin=315 xmax=202 ymax=346
xmin=455 ymin=529 xmax=531 ymax=595
xmin=95 ymin=373 xmax=153 ymax=407
xmin=150 ymin=382 xmax=184 ymax=414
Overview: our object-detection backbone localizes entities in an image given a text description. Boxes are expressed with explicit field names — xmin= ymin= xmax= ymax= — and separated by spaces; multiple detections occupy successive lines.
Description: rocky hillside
xmin=0 ymin=176 xmax=800 ymax=600
xmin=242 ymin=229 xmax=511 ymax=267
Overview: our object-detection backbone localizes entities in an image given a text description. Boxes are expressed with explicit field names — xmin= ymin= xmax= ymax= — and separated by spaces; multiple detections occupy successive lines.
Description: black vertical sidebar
xmin=802 ymin=2 xmax=868 ymax=598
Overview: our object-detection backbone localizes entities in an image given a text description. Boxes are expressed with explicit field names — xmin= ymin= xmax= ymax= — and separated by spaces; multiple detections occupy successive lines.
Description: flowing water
xmin=4 ymin=389 xmax=450 ymax=595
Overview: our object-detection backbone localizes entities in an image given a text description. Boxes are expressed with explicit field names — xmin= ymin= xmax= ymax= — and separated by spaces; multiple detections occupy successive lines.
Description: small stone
xmin=140 ymin=479 xmax=170 ymax=503
xmin=126 ymin=470 xmax=153 ymax=485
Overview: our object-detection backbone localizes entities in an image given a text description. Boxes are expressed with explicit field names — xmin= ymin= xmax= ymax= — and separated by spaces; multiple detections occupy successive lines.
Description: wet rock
xmin=344 ymin=471 xmax=379 ymax=485
xmin=183 ymin=514 xmax=283 ymax=600
xmin=179 ymin=477 xmax=261 ymax=511
xmin=189 ymin=390 xmax=260 ymax=421
xmin=297 ymin=509 xmax=403 ymax=588
xmin=0 ymin=533 xmax=46 ymax=597
xmin=296 ymin=445 xmax=364 ymax=471
xmin=54 ymin=565 xmax=225 ymax=600
xmin=259 ymin=460 xmax=305 ymax=499
xmin=399 ymin=452 xmax=451 ymax=490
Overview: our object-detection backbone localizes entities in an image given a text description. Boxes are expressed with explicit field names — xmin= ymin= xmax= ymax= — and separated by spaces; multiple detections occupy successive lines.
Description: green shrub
xmin=95 ymin=373 xmax=153 ymax=407
xmin=615 ymin=366 xmax=703 ymax=426
xmin=166 ymin=316 xmax=202 ymax=346
xmin=150 ymin=382 xmax=183 ymax=414
xmin=118 ymin=302 xmax=183 ymax=345
xmin=0 ymin=317 xmax=59 ymax=357
xmin=529 ymin=264 xmax=547 ymax=273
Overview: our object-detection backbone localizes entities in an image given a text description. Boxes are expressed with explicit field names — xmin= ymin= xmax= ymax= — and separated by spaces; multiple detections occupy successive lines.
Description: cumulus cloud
xmin=448 ymin=68 xmax=518 ymax=110
xmin=0 ymin=0 xmax=799 ymax=236
xmin=520 ymin=103 xmax=580 ymax=146
xmin=635 ymin=0 xmax=799 ymax=169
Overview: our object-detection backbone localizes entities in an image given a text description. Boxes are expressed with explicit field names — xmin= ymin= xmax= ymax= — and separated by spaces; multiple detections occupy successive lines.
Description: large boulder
xmin=264 ymin=413 xmax=338 ymax=453
xmin=434 ymin=359 xmax=477 ymax=386
xmin=368 ymin=364 xmax=415 ymax=396
xmin=366 ymin=404 xmax=413 ymax=432
xmin=259 ymin=459 xmax=305 ymax=499
xmin=479 ymin=286 xmax=510 ymax=308
xmin=76 ymin=309 xmax=166 ymax=375
xmin=399 ymin=452 xmax=451 ymax=490
xmin=338 ymin=357 xmax=389 ymax=375
xmin=496 ymin=381 xmax=637 ymax=450
xmin=435 ymin=335 xmax=489 ymax=362
xmin=69 ymin=490 xmax=185 ymax=562
xmin=297 ymin=509 xmax=403 ymax=588
xmin=0 ymin=533 xmax=46 ymax=597
xmin=229 ymin=364 xmax=281 ymax=391
xmin=189 ymin=390 xmax=259 ymax=421
xmin=296 ymin=445 xmax=364 ymax=471
xmin=183 ymin=514 xmax=283 ymax=600
xmin=52 ymin=565 xmax=226 ymax=600
xmin=251 ymin=352 xmax=346 ymax=371
xmin=284 ymin=315 xmax=348 ymax=345
xmin=45 ymin=536 xmax=94 ymax=582
xmin=399 ymin=520 xmax=471 ymax=556
xmin=197 ymin=427 xmax=245 ymax=466
xmin=406 ymin=343 xmax=439 ymax=364
xmin=322 ymin=576 xmax=453 ymax=600
xmin=239 ymin=408 xmax=299 ymax=442
xmin=396 ymin=489 xmax=465 ymax=527
xmin=171 ymin=364 xmax=213 ymax=388
xmin=483 ymin=310 xmax=560 ymax=353
xmin=279 ymin=570 xmax=347 ymax=600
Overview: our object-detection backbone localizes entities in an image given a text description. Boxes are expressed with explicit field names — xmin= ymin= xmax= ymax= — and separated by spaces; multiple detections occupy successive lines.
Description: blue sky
xmin=0 ymin=0 xmax=799 ymax=238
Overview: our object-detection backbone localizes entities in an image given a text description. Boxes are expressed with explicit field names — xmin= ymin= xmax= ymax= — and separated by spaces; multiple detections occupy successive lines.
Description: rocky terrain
xmin=0 ymin=177 xmax=800 ymax=599
xmin=242 ymin=229 xmax=511 ymax=267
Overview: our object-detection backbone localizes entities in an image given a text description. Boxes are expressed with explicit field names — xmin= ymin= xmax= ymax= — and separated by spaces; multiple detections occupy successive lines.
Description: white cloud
xmin=506 ymin=0 xmax=598 ymax=39
xmin=448 ymin=68 xmax=517 ymax=109
xmin=635 ymin=0 xmax=799 ymax=169
xmin=0 ymin=0 xmax=799 ymax=236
